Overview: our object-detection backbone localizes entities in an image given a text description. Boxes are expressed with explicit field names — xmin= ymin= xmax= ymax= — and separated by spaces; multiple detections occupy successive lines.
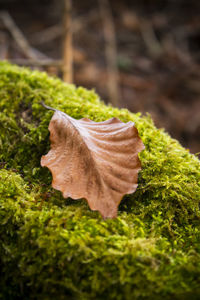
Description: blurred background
xmin=0 ymin=0 xmax=199 ymax=154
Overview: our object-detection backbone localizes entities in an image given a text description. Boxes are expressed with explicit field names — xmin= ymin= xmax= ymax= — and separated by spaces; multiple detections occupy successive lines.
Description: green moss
xmin=0 ymin=61 xmax=200 ymax=300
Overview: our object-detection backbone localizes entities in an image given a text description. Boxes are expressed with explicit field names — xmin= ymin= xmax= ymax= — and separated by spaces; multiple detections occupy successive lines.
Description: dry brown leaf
xmin=41 ymin=107 xmax=144 ymax=218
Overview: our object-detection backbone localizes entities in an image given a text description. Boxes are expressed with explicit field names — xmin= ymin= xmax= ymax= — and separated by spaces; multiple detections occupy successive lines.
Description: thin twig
xmin=73 ymin=10 xmax=99 ymax=33
xmin=31 ymin=10 xmax=99 ymax=46
xmin=140 ymin=18 xmax=162 ymax=59
xmin=31 ymin=24 xmax=63 ymax=46
xmin=0 ymin=11 xmax=37 ymax=59
xmin=8 ymin=58 xmax=62 ymax=67
xmin=98 ymin=0 xmax=120 ymax=107
xmin=0 ymin=10 xmax=60 ymax=74
xmin=62 ymin=0 xmax=73 ymax=83
xmin=0 ymin=31 xmax=9 ymax=59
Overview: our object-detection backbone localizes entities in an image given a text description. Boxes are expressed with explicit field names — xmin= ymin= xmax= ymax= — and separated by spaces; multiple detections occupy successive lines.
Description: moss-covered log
xmin=0 ymin=62 xmax=200 ymax=300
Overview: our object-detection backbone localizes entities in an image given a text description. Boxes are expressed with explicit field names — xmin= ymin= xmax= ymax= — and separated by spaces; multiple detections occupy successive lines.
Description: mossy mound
xmin=0 ymin=62 xmax=200 ymax=300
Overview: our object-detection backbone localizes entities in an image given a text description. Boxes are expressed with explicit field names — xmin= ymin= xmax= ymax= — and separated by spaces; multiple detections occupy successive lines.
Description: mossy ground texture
xmin=0 ymin=62 xmax=200 ymax=300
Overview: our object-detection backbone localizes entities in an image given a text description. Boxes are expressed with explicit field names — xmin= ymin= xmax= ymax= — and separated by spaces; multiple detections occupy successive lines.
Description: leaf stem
xmin=40 ymin=101 xmax=57 ymax=112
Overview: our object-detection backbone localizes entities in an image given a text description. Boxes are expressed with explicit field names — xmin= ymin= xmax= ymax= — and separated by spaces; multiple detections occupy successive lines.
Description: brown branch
xmin=98 ymin=0 xmax=120 ymax=107
xmin=0 ymin=11 xmax=37 ymax=59
xmin=0 ymin=10 xmax=60 ymax=75
xmin=73 ymin=10 xmax=99 ymax=33
xmin=31 ymin=10 xmax=99 ymax=46
xmin=31 ymin=24 xmax=63 ymax=46
xmin=0 ymin=31 xmax=9 ymax=59
xmin=8 ymin=58 xmax=62 ymax=67
xmin=62 ymin=0 xmax=73 ymax=83
xmin=139 ymin=18 xmax=162 ymax=59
